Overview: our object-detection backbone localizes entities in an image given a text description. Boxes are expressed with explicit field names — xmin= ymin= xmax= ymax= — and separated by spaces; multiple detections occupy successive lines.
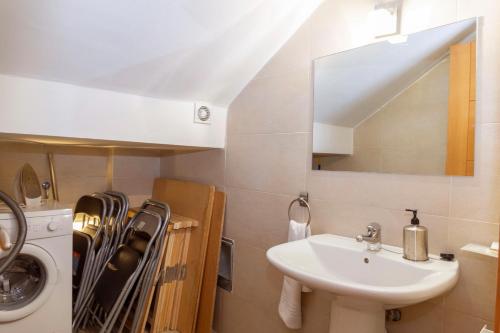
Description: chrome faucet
xmin=356 ymin=223 xmax=382 ymax=251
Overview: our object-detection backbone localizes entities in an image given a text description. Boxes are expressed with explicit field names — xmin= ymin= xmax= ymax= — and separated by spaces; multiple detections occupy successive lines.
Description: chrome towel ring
xmin=288 ymin=192 xmax=311 ymax=232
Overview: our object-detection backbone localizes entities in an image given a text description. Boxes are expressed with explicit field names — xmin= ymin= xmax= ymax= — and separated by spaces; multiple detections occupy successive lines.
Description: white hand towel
xmin=278 ymin=220 xmax=311 ymax=329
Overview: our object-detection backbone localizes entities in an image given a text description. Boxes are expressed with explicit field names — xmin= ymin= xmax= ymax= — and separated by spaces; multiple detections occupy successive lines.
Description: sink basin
xmin=266 ymin=234 xmax=459 ymax=333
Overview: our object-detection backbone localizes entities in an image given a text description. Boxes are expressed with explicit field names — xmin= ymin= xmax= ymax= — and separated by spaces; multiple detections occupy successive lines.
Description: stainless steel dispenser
xmin=403 ymin=209 xmax=429 ymax=261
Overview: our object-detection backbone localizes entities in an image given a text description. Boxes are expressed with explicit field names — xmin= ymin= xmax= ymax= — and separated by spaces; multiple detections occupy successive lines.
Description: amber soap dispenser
xmin=403 ymin=209 xmax=429 ymax=261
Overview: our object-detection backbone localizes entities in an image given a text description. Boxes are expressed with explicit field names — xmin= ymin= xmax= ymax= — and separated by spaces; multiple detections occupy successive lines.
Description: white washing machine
xmin=0 ymin=202 xmax=72 ymax=333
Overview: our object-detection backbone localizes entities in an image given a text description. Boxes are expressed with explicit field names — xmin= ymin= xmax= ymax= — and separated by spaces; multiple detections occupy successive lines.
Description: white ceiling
xmin=0 ymin=0 xmax=322 ymax=107
xmin=314 ymin=18 xmax=476 ymax=127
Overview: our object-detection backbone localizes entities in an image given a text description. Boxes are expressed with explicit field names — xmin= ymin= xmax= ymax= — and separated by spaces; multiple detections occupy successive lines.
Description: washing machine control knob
xmin=48 ymin=221 xmax=58 ymax=231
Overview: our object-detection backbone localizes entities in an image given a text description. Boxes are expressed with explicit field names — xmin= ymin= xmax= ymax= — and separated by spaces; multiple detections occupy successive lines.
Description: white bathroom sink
xmin=267 ymin=234 xmax=459 ymax=333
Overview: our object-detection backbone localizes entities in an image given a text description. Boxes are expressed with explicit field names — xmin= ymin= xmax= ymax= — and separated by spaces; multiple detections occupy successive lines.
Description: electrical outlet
xmin=193 ymin=103 xmax=212 ymax=124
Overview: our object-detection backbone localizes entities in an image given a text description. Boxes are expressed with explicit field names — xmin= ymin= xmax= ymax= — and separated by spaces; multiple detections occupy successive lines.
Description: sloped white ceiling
xmin=0 ymin=0 xmax=322 ymax=107
xmin=314 ymin=18 xmax=476 ymax=127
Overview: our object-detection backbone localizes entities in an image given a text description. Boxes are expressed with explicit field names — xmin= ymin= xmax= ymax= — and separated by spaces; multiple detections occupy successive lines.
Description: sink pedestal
xmin=330 ymin=297 xmax=386 ymax=333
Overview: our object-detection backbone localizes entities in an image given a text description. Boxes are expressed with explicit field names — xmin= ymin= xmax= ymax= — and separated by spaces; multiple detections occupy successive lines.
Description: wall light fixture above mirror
xmin=368 ymin=0 xmax=402 ymax=38
xmin=312 ymin=18 xmax=477 ymax=176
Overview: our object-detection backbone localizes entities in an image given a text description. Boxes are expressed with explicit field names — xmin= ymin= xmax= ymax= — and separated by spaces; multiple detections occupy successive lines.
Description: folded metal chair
xmin=117 ymin=200 xmax=171 ymax=333
xmin=72 ymin=195 xmax=107 ymax=313
xmin=87 ymin=193 xmax=117 ymax=287
xmin=107 ymin=195 xmax=125 ymax=258
xmin=92 ymin=192 xmax=122 ymax=263
xmin=73 ymin=209 xmax=163 ymax=333
xmin=104 ymin=191 xmax=130 ymax=244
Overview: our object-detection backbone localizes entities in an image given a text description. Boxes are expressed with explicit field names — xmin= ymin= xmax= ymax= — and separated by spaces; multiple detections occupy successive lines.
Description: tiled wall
xmin=162 ymin=0 xmax=500 ymax=332
xmin=320 ymin=58 xmax=449 ymax=175
xmin=0 ymin=142 xmax=160 ymax=206
xmin=160 ymin=150 xmax=225 ymax=190
xmin=110 ymin=149 xmax=161 ymax=206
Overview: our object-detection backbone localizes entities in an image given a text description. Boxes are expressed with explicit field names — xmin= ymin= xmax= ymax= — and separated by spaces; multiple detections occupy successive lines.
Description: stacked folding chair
xmin=72 ymin=197 xmax=171 ymax=333
xmin=72 ymin=195 xmax=107 ymax=313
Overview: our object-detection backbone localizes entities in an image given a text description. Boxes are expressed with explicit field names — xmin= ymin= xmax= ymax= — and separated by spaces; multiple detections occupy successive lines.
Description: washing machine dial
xmin=47 ymin=221 xmax=58 ymax=231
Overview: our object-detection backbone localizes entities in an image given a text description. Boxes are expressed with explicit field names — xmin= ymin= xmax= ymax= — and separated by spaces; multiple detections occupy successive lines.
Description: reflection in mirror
xmin=312 ymin=18 xmax=477 ymax=176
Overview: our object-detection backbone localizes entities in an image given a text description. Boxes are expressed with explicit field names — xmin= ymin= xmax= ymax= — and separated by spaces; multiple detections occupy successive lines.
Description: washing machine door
xmin=0 ymin=243 xmax=57 ymax=322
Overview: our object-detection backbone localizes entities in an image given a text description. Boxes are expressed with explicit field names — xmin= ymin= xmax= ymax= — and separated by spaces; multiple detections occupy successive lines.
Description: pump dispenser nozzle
xmin=405 ymin=209 xmax=419 ymax=225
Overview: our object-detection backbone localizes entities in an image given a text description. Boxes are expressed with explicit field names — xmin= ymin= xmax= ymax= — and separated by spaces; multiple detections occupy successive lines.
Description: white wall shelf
xmin=461 ymin=243 xmax=498 ymax=258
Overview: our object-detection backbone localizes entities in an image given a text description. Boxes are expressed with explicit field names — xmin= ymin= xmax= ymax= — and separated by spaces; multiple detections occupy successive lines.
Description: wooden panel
xmin=170 ymin=227 xmax=192 ymax=329
xmin=496 ymin=222 xmax=500 ymax=333
xmin=465 ymin=101 xmax=476 ymax=176
xmin=470 ymin=41 xmax=476 ymax=101
xmin=152 ymin=178 xmax=215 ymax=333
xmin=151 ymin=229 xmax=184 ymax=333
xmin=196 ymin=191 xmax=227 ymax=333
xmin=446 ymin=42 xmax=472 ymax=176
xmin=466 ymin=101 xmax=476 ymax=162
xmin=465 ymin=161 xmax=474 ymax=176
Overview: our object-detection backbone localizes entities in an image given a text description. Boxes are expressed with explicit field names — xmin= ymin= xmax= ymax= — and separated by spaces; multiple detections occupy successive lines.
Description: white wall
xmin=313 ymin=122 xmax=353 ymax=155
xmin=0 ymin=75 xmax=227 ymax=149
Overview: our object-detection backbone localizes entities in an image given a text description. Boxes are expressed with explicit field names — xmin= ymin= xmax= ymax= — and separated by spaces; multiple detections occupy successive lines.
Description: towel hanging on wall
xmin=278 ymin=219 xmax=311 ymax=329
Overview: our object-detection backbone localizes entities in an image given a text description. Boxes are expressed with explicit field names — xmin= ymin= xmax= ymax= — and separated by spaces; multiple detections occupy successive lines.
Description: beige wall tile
xmin=300 ymin=291 xmax=332 ymax=332
xmin=444 ymin=255 xmax=497 ymax=321
xmin=112 ymin=154 xmax=160 ymax=179
xmin=225 ymin=133 xmax=307 ymax=195
xmin=110 ymin=152 xmax=160 ymax=198
xmin=214 ymin=287 xmax=330 ymax=333
xmin=386 ymin=300 xmax=444 ymax=333
xmin=228 ymin=68 xmax=311 ymax=135
xmin=380 ymin=148 xmax=420 ymax=175
xmin=53 ymin=149 xmax=109 ymax=178
xmin=310 ymin=199 xmax=394 ymax=240
xmin=231 ymin=241 xmax=283 ymax=312
xmin=0 ymin=177 xmax=18 ymax=198
xmin=57 ymin=176 xmax=108 ymax=204
xmin=447 ymin=218 xmax=499 ymax=253
xmin=112 ymin=177 xmax=155 ymax=197
xmin=223 ymin=187 xmax=293 ymax=250
xmin=160 ymin=149 xmax=225 ymax=189
xmin=307 ymin=171 xmax=451 ymax=216
xmin=475 ymin=19 xmax=500 ymax=124
xmin=0 ymin=142 xmax=49 ymax=180
xmin=443 ymin=308 xmax=493 ymax=333
xmin=214 ymin=290 xmax=291 ymax=333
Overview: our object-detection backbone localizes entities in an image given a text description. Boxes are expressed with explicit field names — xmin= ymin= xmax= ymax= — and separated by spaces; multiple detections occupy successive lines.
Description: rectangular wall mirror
xmin=312 ymin=18 xmax=477 ymax=176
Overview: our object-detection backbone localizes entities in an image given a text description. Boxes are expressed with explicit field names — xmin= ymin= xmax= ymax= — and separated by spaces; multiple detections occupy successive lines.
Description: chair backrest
xmin=124 ymin=210 xmax=162 ymax=256
xmin=141 ymin=199 xmax=169 ymax=221
xmin=104 ymin=191 xmax=130 ymax=240
xmin=94 ymin=245 xmax=142 ymax=313
xmin=74 ymin=195 xmax=107 ymax=221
